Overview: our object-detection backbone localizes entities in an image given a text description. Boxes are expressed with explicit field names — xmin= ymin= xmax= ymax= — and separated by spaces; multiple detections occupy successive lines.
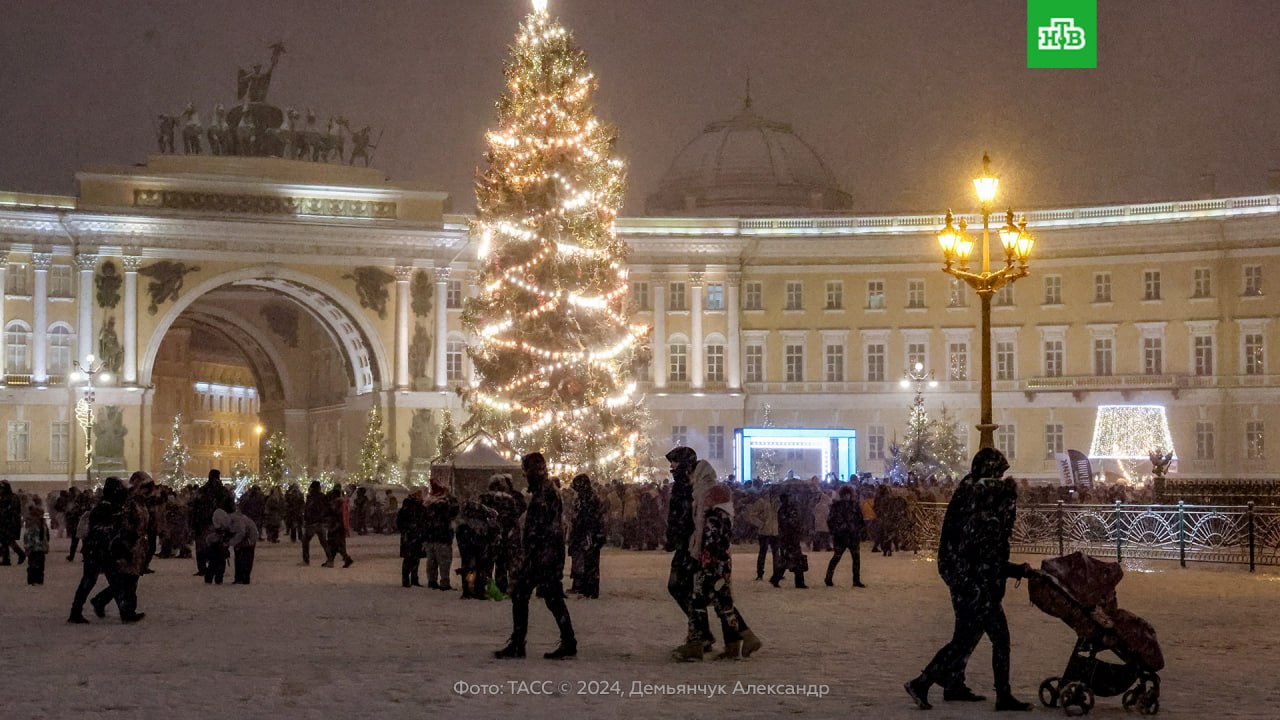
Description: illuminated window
xmin=668 ymin=341 xmax=688 ymax=382
xmin=996 ymin=340 xmax=1016 ymax=381
xmin=948 ymin=277 xmax=968 ymax=307
xmin=866 ymin=281 xmax=885 ymax=310
xmin=705 ymin=344 xmax=725 ymax=383
xmin=744 ymin=343 xmax=764 ymax=383
xmin=705 ymin=283 xmax=724 ymax=311
xmin=1244 ymin=333 xmax=1265 ymax=375
xmin=1143 ymin=336 xmax=1163 ymax=375
xmin=949 ymin=342 xmax=968 ymax=381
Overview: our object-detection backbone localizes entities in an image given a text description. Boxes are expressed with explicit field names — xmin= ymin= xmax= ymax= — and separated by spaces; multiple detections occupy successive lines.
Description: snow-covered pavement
xmin=2 ymin=535 xmax=1277 ymax=719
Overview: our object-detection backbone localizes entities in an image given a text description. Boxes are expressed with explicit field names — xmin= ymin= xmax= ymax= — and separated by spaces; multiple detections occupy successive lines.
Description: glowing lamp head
xmin=899 ymin=378 xmax=910 ymax=389
xmin=937 ymin=210 xmax=959 ymax=259
xmin=532 ymin=0 xmax=547 ymax=13
xmin=972 ymin=152 xmax=999 ymax=205
xmin=1014 ymin=217 xmax=1035 ymax=262
xmin=999 ymin=208 xmax=1019 ymax=256
xmin=68 ymin=370 xmax=82 ymax=383
xmin=85 ymin=353 xmax=95 ymax=364
xmin=955 ymin=224 xmax=975 ymax=267
xmin=98 ymin=372 xmax=111 ymax=384
xmin=255 ymin=425 xmax=265 ymax=436
xmin=913 ymin=362 xmax=924 ymax=373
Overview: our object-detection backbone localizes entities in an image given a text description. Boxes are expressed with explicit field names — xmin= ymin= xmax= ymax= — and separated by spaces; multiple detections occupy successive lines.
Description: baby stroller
xmin=1028 ymin=552 xmax=1164 ymax=716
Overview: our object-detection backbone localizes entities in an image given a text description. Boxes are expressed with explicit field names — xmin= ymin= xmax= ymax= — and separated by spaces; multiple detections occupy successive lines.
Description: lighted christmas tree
xmin=928 ymin=406 xmax=968 ymax=480
xmin=463 ymin=0 xmax=649 ymax=478
xmin=260 ymin=431 xmax=292 ymax=489
xmin=437 ymin=409 xmax=460 ymax=463
xmin=755 ymin=405 xmax=780 ymax=482
xmin=160 ymin=414 xmax=191 ymax=486
xmin=354 ymin=406 xmax=388 ymax=485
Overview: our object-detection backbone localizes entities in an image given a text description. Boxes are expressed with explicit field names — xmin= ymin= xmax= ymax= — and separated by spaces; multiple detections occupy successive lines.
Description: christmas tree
xmin=437 ymin=409 xmax=460 ymax=463
xmin=463 ymin=0 xmax=648 ymax=479
xmin=928 ymin=405 xmax=968 ymax=481
xmin=260 ymin=431 xmax=292 ymax=489
xmin=755 ymin=405 xmax=780 ymax=482
xmin=160 ymin=414 xmax=191 ymax=486
xmin=354 ymin=406 xmax=389 ymax=485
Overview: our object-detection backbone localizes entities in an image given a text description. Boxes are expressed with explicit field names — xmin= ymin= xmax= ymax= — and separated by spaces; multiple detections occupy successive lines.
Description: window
xmin=705 ymin=283 xmax=724 ymax=311
xmin=1194 ymin=335 xmax=1214 ymax=376
xmin=1094 ymin=272 xmax=1112 ymax=303
xmin=744 ymin=344 xmax=764 ymax=383
xmin=4 ymin=321 xmax=31 ymax=373
xmin=948 ymin=342 xmax=968 ymax=381
xmin=907 ymin=342 xmax=927 ymax=371
xmin=671 ymin=425 xmax=688 ymax=448
xmin=446 ymin=279 xmax=463 ymax=309
xmin=1045 ymin=423 xmax=1064 ymax=458
xmin=866 ymin=281 xmax=885 ymax=310
xmin=633 ymin=353 xmax=650 ymax=382
xmin=784 ymin=343 xmax=804 ymax=382
xmin=1195 ymin=422 xmax=1215 ymax=460
xmin=1244 ymin=334 xmax=1265 ymax=375
xmin=445 ymin=338 xmax=464 ymax=381
xmin=1043 ymin=340 xmax=1064 ymax=377
xmin=1244 ymin=265 xmax=1263 ymax=296
xmin=6 ymin=421 xmax=29 ymax=462
xmin=669 ymin=282 xmax=687 ymax=311
xmin=1143 ymin=336 xmax=1163 ymax=375
xmin=1193 ymin=268 xmax=1212 ymax=299
xmin=668 ymin=341 xmax=688 ymax=382
xmin=825 ymin=281 xmax=843 ymax=310
xmin=1093 ymin=338 xmax=1113 ymax=376
xmin=785 ymin=281 xmax=803 ymax=311
xmin=743 ymin=282 xmax=763 ymax=311
xmin=705 ymin=344 xmax=725 ymax=383
xmin=707 ymin=426 xmax=725 ymax=460
xmin=1246 ymin=420 xmax=1265 ymax=460
xmin=948 ymin=277 xmax=968 ymax=307
xmin=995 ymin=340 xmax=1015 ymax=381
xmin=5 ymin=264 xmax=29 ymax=295
xmin=1043 ymin=275 xmax=1062 ymax=305
xmin=825 ymin=344 xmax=844 ymax=382
xmin=51 ymin=422 xmax=69 ymax=462
xmin=865 ymin=343 xmax=885 ymax=382
xmin=996 ymin=425 xmax=1016 ymax=460
xmin=907 ymin=279 xmax=926 ymax=308
xmin=49 ymin=265 xmax=73 ymax=298
xmin=48 ymin=325 xmax=73 ymax=374
xmin=994 ymin=283 xmax=1015 ymax=306
xmin=868 ymin=426 xmax=886 ymax=461
xmin=630 ymin=281 xmax=650 ymax=311
xmin=1143 ymin=270 xmax=1161 ymax=301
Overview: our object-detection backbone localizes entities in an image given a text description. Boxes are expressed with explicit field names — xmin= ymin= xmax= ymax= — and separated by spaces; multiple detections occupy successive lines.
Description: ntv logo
xmin=1038 ymin=18 xmax=1087 ymax=50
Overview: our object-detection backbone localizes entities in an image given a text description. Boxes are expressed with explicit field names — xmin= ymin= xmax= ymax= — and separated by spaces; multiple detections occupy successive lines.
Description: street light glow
xmin=972 ymin=152 xmax=999 ymax=204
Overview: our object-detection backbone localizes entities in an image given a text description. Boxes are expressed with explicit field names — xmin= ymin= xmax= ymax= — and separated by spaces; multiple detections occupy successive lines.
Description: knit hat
xmin=665 ymin=446 xmax=697 ymax=465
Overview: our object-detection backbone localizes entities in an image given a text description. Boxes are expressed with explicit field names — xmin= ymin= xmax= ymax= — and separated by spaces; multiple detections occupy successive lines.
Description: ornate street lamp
xmin=937 ymin=153 xmax=1036 ymax=450
xmin=69 ymin=353 xmax=111 ymax=485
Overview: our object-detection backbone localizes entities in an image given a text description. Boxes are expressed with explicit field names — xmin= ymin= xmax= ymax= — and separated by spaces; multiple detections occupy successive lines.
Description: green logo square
xmin=1027 ymin=0 xmax=1097 ymax=68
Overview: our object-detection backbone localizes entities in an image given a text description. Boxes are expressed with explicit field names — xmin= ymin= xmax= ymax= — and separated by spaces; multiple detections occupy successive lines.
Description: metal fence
xmin=909 ymin=501 xmax=1280 ymax=571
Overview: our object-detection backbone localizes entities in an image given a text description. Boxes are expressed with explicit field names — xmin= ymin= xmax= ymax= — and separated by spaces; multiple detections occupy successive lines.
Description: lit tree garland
xmin=160 ymin=413 xmax=192 ymax=486
xmin=463 ymin=0 xmax=649 ymax=479
xmin=259 ymin=431 xmax=292 ymax=489
xmin=437 ymin=409 xmax=460 ymax=463
xmin=354 ymin=406 xmax=389 ymax=485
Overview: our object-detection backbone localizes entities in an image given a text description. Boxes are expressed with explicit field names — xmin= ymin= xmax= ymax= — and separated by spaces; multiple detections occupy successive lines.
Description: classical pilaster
xmin=727 ymin=271 xmax=742 ymax=390
xmin=0 ymin=251 xmax=8 ymax=376
xmin=32 ymin=252 xmax=52 ymax=383
xmin=75 ymin=253 xmax=97 ymax=367
xmin=122 ymin=255 xmax=143 ymax=385
xmin=651 ymin=274 xmax=666 ymax=389
xmin=433 ymin=267 xmax=450 ymax=389
xmin=394 ymin=265 xmax=413 ymax=389
xmin=690 ymin=270 xmax=705 ymax=390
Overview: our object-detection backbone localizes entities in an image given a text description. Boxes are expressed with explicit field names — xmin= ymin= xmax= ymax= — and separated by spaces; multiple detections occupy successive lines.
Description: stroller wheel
xmin=1061 ymin=681 xmax=1095 ymax=716
xmin=1040 ymin=677 xmax=1062 ymax=707
xmin=1122 ymin=687 xmax=1140 ymax=711
xmin=1138 ymin=688 xmax=1160 ymax=715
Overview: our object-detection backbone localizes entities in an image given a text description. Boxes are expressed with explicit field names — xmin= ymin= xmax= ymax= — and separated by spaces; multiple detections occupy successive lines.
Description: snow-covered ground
xmin=2 ymin=535 xmax=1278 ymax=719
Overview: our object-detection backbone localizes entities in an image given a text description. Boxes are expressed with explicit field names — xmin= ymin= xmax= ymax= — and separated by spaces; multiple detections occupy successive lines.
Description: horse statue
xmin=180 ymin=102 xmax=203 ymax=155
xmin=206 ymin=103 xmax=231 ymax=156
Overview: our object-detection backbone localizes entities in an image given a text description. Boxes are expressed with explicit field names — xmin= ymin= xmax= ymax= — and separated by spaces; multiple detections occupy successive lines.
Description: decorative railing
xmin=909 ymin=501 xmax=1280 ymax=571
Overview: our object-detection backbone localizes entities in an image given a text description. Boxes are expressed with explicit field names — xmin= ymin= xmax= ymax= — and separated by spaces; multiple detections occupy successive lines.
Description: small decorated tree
xmin=437 ymin=409 xmax=460 ymax=463
xmin=259 ymin=431 xmax=292 ymax=489
xmin=354 ymin=406 xmax=389 ymax=485
xmin=160 ymin=414 xmax=192 ymax=486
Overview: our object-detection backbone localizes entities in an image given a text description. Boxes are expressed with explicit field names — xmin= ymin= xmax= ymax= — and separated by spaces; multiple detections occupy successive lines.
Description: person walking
xmin=825 ymin=486 xmax=867 ymax=588
xmin=191 ymin=470 xmax=229 ymax=576
xmin=321 ymin=487 xmax=353 ymax=568
xmin=23 ymin=501 xmax=50 ymax=585
xmin=567 ymin=473 xmax=605 ymax=598
xmin=494 ymin=452 xmax=576 ymax=660
xmin=263 ymin=486 xmax=285 ymax=543
xmin=396 ymin=488 xmax=428 ymax=588
xmin=904 ymin=448 xmax=1033 ymax=712
xmin=744 ymin=490 xmax=780 ymax=581
xmin=663 ymin=446 xmax=713 ymax=652
xmin=770 ymin=492 xmax=808 ymax=588
xmin=65 ymin=488 xmax=91 ymax=562
xmin=301 ymin=481 xmax=328 ymax=565
xmin=68 ymin=478 xmax=125 ymax=623
xmin=0 ymin=480 xmax=26 ymax=566
xmin=284 ymin=483 xmax=304 ymax=543
xmin=90 ymin=478 xmax=151 ymax=622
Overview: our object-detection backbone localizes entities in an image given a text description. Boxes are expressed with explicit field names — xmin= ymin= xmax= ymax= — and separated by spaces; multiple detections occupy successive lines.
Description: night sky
xmin=2 ymin=0 xmax=1279 ymax=215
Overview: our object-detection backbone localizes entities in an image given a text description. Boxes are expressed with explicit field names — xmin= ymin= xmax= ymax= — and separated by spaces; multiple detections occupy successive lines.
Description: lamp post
xmin=70 ymin=354 xmax=111 ymax=485
xmin=937 ymin=153 xmax=1036 ymax=450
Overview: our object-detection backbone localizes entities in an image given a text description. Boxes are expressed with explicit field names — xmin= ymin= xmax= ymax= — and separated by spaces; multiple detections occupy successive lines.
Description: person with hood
xmin=422 ymin=481 xmax=459 ymax=588
xmin=68 ymin=478 xmax=126 ymax=623
xmin=480 ymin=474 xmax=524 ymax=594
xmin=263 ymin=486 xmax=285 ymax=543
xmin=825 ymin=485 xmax=867 ymax=588
xmin=204 ymin=508 xmax=232 ymax=585
xmin=301 ymin=481 xmax=328 ymax=565
xmin=770 ymin=492 xmax=808 ymax=588
xmin=23 ymin=500 xmax=50 ymax=585
xmin=0 ymin=480 xmax=26 ymax=565
xmin=89 ymin=477 xmax=153 ymax=621
xmin=495 ymin=452 xmax=576 ymax=660
xmin=396 ymin=488 xmax=428 ymax=587
xmin=743 ymin=488 xmax=780 ymax=581
xmin=228 ymin=501 xmax=260 ymax=584
xmin=567 ymin=473 xmax=605 ymax=598
xmin=663 ymin=446 xmax=713 ymax=652
xmin=284 ymin=483 xmax=304 ymax=542
xmin=905 ymin=448 xmax=1033 ymax=712
xmin=455 ymin=495 xmax=499 ymax=599
xmin=322 ymin=486 xmax=354 ymax=568
xmin=191 ymin=470 xmax=229 ymax=576
xmin=672 ymin=468 xmax=763 ymax=661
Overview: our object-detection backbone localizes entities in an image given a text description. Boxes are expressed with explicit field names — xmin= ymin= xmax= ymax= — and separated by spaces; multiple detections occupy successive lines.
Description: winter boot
xmin=794 ymin=572 xmax=808 ymax=589
xmin=715 ymin=640 xmax=742 ymax=660
xmin=544 ymin=639 xmax=577 ymax=660
xmin=671 ymin=639 xmax=705 ymax=662
xmin=494 ymin=641 xmax=526 ymax=659
xmin=67 ymin=612 xmax=90 ymax=624
xmin=943 ymin=685 xmax=987 ymax=702
xmin=739 ymin=630 xmax=763 ymax=658
xmin=904 ymin=677 xmax=932 ymax=710
xmin=853 ymin=579 xmax=867 ymax=588
xmin=994 ymin=691 xmax=1032 ymax=712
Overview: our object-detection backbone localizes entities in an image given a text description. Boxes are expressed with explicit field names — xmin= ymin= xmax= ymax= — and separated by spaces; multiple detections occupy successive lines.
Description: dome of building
xmin=645 ymin=96 xmax=852 ymax=217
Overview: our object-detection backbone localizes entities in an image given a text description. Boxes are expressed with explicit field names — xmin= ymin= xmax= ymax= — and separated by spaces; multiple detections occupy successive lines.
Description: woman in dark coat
xmin=769 ymin=492 xmax=808 ymax=588
xmin=396 ymin=489 xmax=427 ymax=587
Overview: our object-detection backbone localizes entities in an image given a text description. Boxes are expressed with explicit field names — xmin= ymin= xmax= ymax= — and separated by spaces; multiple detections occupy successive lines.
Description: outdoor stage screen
xmin=733 ymin=427 xmax=857 ymax=483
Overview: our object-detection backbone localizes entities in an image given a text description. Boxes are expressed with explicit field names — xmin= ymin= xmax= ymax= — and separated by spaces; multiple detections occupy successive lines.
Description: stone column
xmin=0 ymin=251 xmax=8 ymax=376
xmin=32 ymin=252 xmax=51 ymax=383
xmin=75 ymin=253 xmax=97 ymax=366
xmin=433 ymin=267 xmax=450 ymax=389
xmin=690 ymin=270 xmax=705 ymax=389
xmin=122 ymin=255 xmax=142 ymax=385
xmin=394 ymin=265 xmax=412 ymax=390
xmin=651 ymin=275 xmax=666 ymax=389
xmin=727 ymin=271 xmax=742 ymax=390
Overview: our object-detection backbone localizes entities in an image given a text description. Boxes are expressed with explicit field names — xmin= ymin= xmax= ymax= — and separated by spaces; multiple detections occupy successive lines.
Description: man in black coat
xmin=825 ymin=485 xmax=866 ymax=588
xmin=495 ymin=452 xmax=576 ymax=660
xmin=190 ymin=470 xmax=228 ymax=576
xmin=664 ymin=446 xmax=713 ymax=649
xmin=905 ymin=448 xmax=1032 ymax=712
xmin=0 ymin=480 xmax=25 ymax=565
xmin=396 ymin=489 xmax=428 ymax=587
xmin=568 ymin=473 xmax=605 ymax=598
xmin=301 ymin=481 xmax=328 ymax=565
xmin=284 ymin=483 xmax=304 ymax=542
xmin=770 ymin=492 xmax=808 ymax=588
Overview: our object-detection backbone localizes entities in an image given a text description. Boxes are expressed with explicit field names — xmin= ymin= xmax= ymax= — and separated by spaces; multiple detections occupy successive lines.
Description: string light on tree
xmin=1088 ymin=405 xmax=1176 ymax=483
